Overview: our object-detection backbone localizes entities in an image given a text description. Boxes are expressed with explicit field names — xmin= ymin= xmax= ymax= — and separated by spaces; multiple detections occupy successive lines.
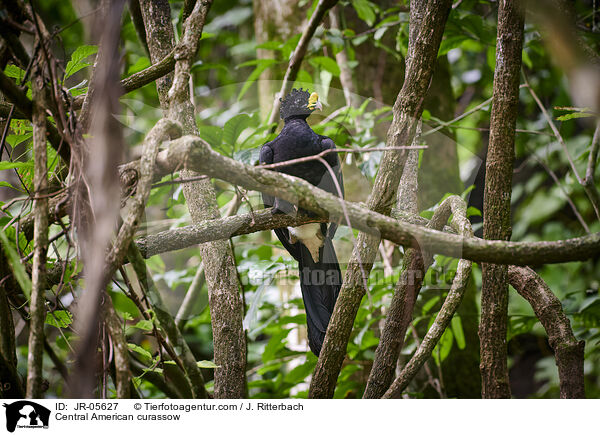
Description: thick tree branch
xmin=382 ymin=195 xmax=473 ymax=398
xmin=166 ymin=136 xmax=600 ymax=263
xmin=383 ymin=261 xmax=472 ymax=398
xmin=72 ymin=50 xmax=176 ymax=111
xmin=364 ymin=193 xmax=463 ymax=398
xmin=136 ymin=209 xmax=327 ymax=258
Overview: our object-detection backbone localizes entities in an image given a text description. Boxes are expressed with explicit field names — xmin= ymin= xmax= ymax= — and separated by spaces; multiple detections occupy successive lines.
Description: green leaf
xmin=466 ymin=206 xmax=482 ymax=217
xmin=133 ymin=319 xmax=153 ymax=331
xmin=46 ymin=310 xmax=74 ymax=328
xmin=439 ymin=35 xmax=468 ymax=56
xmin=65 ymin=45 xmax=98 ymax=79
xmin=127 ymin=56 xmax=150 ymax=75
xmin=522 ymin=49 xmax=533 ymax=69
xmin=352 ymin=0 xmax=376 ymax=26
xmin=197 ymin=360 xmax=219 ymax=369
xmin=256 ymin=41 xmax=282 ymax=51
xmin=0 ymin=181 xmax=17 ymax=190
xmin=4 ymin=65 xmax=25 ymax=83
xmin=0 ymin=229 xmax=32 ymax=298
xmin=127 ymin=343 xmax=152 ymax=359
xmin=309 ymin=56 xmax=340 ymax=76
xmin=199 ymin=125 xmax=223 ymax=149
xmin=237 ymin=59 xmax=278 ymax=100
xmin=0 ymin=161 xmax=34 ymax=171
xmin=422 ymin=295 xmax=440 ymax=315
xmin=451 ymin=316 xmax=466 ymax=350
xmin=433 ymin=328 xmax=454 ymax=365
xmin=556 ymin=112 xmax=595 ymax=121
xmin=284 ymin=358 xmax=316 ymax=384
xmin=223 ymin=114 xmax=252 ymax=148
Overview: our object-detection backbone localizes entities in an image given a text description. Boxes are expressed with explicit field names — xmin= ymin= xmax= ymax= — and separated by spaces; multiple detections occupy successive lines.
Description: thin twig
xmin=422 ymin=97 xmax=493 ymax=137
xmin=258 ymin=146 xmax=426 ymax=171
xmin=267 ymin=0 xmax=339 ymax=127
xmin=523 ymin=73 xmax=600 ymax=220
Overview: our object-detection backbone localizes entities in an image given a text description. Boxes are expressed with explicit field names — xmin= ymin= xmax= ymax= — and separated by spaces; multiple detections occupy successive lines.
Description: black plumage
xmin=259 ymin=89 xmax=344 ymax=356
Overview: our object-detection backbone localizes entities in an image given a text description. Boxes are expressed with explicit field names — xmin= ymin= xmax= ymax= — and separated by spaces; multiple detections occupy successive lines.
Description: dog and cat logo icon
xmin=3 ymin=401 xmax=50 ymax=432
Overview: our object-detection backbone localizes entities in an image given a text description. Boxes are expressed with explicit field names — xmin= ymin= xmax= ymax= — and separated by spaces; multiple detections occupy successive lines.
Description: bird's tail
xmin=298 ymin=237 xmax=342 ymax=356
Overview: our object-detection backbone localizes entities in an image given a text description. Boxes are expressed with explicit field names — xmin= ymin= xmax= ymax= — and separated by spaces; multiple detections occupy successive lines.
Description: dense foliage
xmin=0 ymin=0 xmax=598 ymax=398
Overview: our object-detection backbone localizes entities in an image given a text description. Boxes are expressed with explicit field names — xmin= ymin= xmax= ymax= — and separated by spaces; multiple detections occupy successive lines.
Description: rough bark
xmin=141 ymin=0 xmax=246 ymax=398
xmin=383 ymin=260 xmax=472 ymax=398
xmin=138 ymin=0 xmax=175 ymax=109
xmin=164 ymin=135 xmax=600 ymax=265
xmin=364 ymin=195 xmax=468 ymax=398
xmin=26 ymin=59 xmax=48 ymax=398
xmin=363 ymin=139 xmax=421 ymax=399
xmin=508 ymin=266 xmax=585 ymax=398
xmin=381 ymin=195 xmax=473 ymax=398
xmin=308 ymin=0 xmax=452 ymax=398
xmin=479 ymin=0 xmax=524 ymax=399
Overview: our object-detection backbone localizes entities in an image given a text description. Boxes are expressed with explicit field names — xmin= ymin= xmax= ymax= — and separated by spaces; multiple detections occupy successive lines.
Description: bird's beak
xmin=314 ymin=100 xmax=323 ymax=111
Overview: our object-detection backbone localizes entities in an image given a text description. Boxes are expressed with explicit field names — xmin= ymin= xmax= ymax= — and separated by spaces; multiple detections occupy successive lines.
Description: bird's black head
xmin=279 ymin=88 xmax=322 ymax=121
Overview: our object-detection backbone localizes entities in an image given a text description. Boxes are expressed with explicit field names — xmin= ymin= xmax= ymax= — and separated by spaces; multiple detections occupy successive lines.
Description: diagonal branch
xmin=382 ymin=195 xmax=473 ymax=398
xmin=267 ymin=0 xmax=339 ymax=126
xmin=507 ymin=266 xmax=585 ymax=398
xmin=71 ymin=50 xmax=176 ymax=111
xmin=308 ymin=0 xmax=452 ymax=398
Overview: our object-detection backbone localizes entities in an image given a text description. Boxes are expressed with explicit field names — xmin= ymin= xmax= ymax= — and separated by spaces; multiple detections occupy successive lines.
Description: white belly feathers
xmin=288 ymin=223 xmax=324 ymax=263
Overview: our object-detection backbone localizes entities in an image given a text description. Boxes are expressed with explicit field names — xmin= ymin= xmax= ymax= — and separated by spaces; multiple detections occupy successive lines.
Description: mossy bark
xmin=479 ymin=0 xmax=524 ymax=399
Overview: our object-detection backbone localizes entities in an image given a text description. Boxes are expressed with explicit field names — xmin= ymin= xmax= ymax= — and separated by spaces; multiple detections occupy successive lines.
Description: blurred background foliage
xmin=1 ymin=0 xmax=599 ymax=398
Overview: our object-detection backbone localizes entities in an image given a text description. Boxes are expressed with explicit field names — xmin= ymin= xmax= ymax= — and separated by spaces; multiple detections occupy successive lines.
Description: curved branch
xmin=508 ymin=266 xmax=585 ymax=398
xmin=165 ymin=135 xmax=600 ymax=265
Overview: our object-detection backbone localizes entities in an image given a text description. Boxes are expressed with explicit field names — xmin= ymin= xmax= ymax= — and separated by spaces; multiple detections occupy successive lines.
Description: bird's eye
xmin=307 ymin=92 xmax=319 ymax=109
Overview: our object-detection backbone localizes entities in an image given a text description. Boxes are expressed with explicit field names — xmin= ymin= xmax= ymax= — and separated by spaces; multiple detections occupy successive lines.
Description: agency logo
xmin=3 ymin=401 xmax=50 ymax=432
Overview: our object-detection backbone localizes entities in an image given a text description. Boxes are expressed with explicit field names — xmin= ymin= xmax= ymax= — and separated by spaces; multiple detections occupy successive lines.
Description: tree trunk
xmin=140 ymin=0 xmax=247 ymax=398
xmin=479 ymin=0 xmax=524 ymax=399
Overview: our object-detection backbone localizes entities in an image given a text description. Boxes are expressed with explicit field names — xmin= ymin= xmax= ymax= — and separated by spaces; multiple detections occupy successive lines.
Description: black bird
xmin=259 ymin=88 xmax=344 ymax=356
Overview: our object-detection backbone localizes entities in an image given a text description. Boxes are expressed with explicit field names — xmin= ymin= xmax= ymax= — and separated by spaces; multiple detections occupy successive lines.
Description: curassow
xmin=259 ymin=88 xmax=344 ymax=356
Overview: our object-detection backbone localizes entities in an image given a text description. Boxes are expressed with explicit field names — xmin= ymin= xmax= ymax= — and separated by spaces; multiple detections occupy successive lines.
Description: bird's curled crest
xmin=279 ymin=88 xmax=318 ymax=120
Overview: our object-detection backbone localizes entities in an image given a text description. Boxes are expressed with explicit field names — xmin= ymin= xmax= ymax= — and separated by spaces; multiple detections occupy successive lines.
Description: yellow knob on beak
xmin=307 ymin=92 xmax=322 ymax=110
